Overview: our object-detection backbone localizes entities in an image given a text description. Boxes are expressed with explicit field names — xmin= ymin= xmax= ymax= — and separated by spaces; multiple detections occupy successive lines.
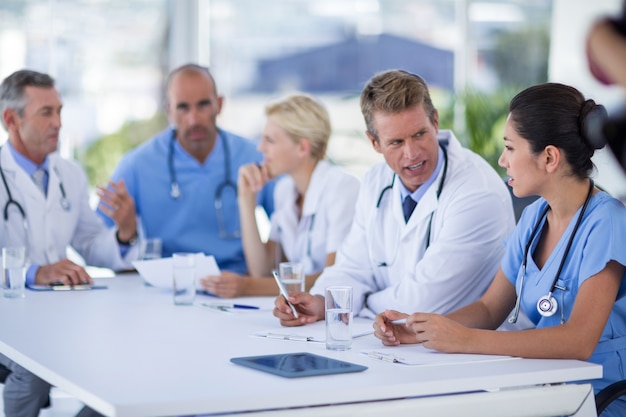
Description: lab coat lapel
xmin=0 ymin=147 xmax=44 ymax=204
xmin=278 ymin=180 xmax=299 ymax=262
xmin=45 ymin=156 xmax=61 ymax=211
xmin=390 ymin=182 xmax=406 ymax=226
xmin=393 ymin=177 xmax=438 ymax=239
xmin=301 ymin=161 xmax=327 ymax=217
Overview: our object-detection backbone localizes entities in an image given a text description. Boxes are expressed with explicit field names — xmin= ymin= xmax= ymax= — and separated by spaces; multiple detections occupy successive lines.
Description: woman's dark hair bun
xmin=580 ymin=100 xmax=608 ymax=150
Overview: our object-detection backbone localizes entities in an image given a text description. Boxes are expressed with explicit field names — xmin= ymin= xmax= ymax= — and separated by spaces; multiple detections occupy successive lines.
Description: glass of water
xmin=172 ymin=252 xmax=196 ymax=305
xmin=279 ymin=262 xmax=304 ymax=295
xmin=325 ymin=286 xmax=353 ymax=350
xmin=141 ymin=238 xmax=162 ymax=260
xmin=2 ymin=246 xmax=26 ymax=299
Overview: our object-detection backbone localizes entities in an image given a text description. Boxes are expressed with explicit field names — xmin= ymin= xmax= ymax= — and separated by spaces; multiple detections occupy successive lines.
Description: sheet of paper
xmin=132 ymin=254 xmax=220 ymax=289
xmin=361 ymin=344 xmax=518 ymax=366
xmin=85 ymin=266 xmax=116 ymax=278
xmin=252 ymin=317 xmax=375 ymax=343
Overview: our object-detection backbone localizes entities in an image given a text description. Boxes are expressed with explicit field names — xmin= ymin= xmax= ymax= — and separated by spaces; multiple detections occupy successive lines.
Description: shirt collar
xmin=6 ymin=141 xmax=49 ymax=176
xmin=399 ymin=145 xmax=444 ymax=203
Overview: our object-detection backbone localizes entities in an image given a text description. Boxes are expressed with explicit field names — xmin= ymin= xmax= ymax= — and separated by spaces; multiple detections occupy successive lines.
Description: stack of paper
xmin=132 ymin=254 xmax=220 ymax=289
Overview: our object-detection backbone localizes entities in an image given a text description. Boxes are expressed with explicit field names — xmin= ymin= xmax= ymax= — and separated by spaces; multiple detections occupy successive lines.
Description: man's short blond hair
xmin=360 ymin=69 xmax=437 ymax=141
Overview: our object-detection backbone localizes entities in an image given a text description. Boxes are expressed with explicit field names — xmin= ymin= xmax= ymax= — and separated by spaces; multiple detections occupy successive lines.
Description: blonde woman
xmin=201 ymin=94 xmax=360 ymax=297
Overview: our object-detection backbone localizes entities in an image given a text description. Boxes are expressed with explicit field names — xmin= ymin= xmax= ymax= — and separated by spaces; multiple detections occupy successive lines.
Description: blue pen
xmin=201 ymin=302 xmax=260 ymax=310
xmin=231 ymin=304 xmax=260 ymax=310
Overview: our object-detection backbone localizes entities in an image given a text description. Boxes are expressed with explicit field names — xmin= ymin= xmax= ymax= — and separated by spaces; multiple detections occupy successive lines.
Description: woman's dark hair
xmin=508 ymin=83 xmax=607 ymax=179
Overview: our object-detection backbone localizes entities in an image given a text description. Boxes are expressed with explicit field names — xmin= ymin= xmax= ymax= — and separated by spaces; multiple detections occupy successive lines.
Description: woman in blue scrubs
xmin=373 ymin=83 xmax=626 ymax=417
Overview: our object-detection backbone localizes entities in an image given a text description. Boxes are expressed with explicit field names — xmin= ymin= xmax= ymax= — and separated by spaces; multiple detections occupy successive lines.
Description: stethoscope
xmin=0 ymin=148 xmax=71 ymax=218
xmin=508 ymin=179 xmax=594 ymax=324
xmin=371 ymin=143 xmax=448 ymax=267
xmin=168 ymin=128 xmax=240 ymax=239
xmin=0 ymin=147 xmax=71 ymax=249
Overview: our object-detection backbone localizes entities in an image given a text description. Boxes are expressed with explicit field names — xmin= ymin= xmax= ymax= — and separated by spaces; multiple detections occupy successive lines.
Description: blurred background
xmin=0 ymin=1 xmax=624 ymax=414
xmin=0 ymin=0 xmax=624 ymax=198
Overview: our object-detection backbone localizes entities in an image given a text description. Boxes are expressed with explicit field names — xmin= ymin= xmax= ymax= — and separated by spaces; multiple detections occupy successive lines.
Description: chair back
xmin=505 ymin=180 xmax=539 ymax=223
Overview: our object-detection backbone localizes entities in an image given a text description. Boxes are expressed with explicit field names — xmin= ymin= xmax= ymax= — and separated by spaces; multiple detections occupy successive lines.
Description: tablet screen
xmin=230 ymin=352 xmax=367 ymax=378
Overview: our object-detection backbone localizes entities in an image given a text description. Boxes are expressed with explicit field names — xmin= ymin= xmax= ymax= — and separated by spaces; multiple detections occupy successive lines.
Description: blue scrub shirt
xmin=502 ymin=192 xmax=626 ymax=412
xmin=99 ymin=127 xmax=274 ymax=274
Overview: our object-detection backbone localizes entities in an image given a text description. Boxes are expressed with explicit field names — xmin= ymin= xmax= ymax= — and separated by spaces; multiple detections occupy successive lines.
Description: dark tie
xmin=31 ymin=168 xmax=48 ymax=196
xmin=402 ymin=196 xmax=417 ymax=223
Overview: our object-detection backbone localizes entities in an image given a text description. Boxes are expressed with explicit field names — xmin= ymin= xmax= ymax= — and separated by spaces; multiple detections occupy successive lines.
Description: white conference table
xmin=0 ymin=273 xmax=602 ymax=417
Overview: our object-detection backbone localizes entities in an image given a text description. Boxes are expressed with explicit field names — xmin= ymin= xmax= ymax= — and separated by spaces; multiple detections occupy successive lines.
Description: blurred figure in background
xmin=98 ymin=64 xmax=274 ymax=274
xmin=201 ymin=93 xmax=359 ymax=297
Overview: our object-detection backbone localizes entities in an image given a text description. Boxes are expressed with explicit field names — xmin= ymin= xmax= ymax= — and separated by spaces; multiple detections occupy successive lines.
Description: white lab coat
xmin=268 ymin=160 xmax=360 ymax=274
xmin=311 ymin=131 xmax=515 ymax=317
xmin=0 ymin=146 xmax=136 ymax=274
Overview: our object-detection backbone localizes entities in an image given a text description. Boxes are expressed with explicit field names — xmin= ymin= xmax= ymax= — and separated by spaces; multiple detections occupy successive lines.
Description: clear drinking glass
xmin=325 ymin=286 xmax=353 ymax=351
xmin=172 ymin=252 xmax=196 ymax=305
xmin=2 ymin=246 xmax=26 ymax=299
xmin=278 ymin=262 xmax=305 ymax=295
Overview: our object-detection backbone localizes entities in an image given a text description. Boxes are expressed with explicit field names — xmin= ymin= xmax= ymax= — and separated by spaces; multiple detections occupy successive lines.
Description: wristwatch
xmin=116 ymin=230 xmax=138 ymax=246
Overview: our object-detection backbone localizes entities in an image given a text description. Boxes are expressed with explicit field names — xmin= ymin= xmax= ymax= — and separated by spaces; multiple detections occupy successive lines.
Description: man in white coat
xmin=0 ymin=70 xmax=138 ymax=416
xmin=274 ymin=69 xmax=515 ymax=326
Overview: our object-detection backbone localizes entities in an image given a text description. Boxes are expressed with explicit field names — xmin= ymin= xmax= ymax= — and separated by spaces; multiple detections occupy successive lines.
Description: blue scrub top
xmin=99 ymin=127 xmax=274 ymax=274
xmin=502 ymin=192 xmax=626 ymax=403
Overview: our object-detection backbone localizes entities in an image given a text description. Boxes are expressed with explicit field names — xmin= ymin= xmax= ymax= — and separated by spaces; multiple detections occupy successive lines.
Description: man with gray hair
xmin=0 ymin=69 xmax=137 ymax=416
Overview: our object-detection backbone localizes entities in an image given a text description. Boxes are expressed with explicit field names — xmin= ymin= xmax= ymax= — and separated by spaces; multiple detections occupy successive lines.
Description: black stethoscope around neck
xmin=0 ymin=147 xmax=71 ymax=221
xmin=167 ymin=128 xmax=240 ymax=239
xmin=0 ymin=153 xmax=28 ymax=244
xmin=0 ymin=146 xmax=71 ymax=249
xmin=508 ymin=179 xmax=595 ymax=324
xmin=372 ymin=142 xmax=448 ymax=267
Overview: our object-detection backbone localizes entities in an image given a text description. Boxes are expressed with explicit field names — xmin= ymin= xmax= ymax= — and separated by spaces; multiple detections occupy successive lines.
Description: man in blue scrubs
xmin=99 ymin=64 xmax=274 ymax=273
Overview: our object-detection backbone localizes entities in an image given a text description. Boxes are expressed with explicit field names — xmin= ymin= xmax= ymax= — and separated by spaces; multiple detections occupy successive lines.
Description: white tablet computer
xmin=230 ymin=352 xmax=367 ymax=378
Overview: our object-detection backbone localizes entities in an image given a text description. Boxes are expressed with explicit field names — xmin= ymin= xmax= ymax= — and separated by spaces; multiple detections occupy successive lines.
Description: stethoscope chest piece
xmin=60 ymin=197 xmax=71 ymax=211
xmin=170 ymin=182 xmax=181 ymax=199
xmin=508 ymin=179 xmax=595 ymax=324
xmin=536 ymin=294 xmax=558 ymax=317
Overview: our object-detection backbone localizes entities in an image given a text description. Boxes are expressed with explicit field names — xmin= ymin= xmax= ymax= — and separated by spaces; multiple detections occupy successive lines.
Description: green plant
xmin=436 ymin=87 xmax=514 ymax=177
xmin=78 ymin=112 xmax=167 ymax=186
xmin=462 ymin=88 xmax=515 ymax=176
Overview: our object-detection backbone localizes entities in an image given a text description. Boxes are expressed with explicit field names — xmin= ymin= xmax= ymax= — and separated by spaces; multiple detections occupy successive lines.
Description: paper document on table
xmin=132 ymin=254 xmax=220 ymax=289
xmin=362 ymin=345 xmax=517 ymax=366
xmin=85 ymin=266 xmax=116 ymax=278
xmin=253 ymin=317 xmax=375 ymax=342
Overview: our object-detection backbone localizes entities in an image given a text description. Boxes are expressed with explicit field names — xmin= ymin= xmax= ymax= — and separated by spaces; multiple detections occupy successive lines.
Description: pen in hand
xmin=272 ymin=270 xmax=299 ymax=319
